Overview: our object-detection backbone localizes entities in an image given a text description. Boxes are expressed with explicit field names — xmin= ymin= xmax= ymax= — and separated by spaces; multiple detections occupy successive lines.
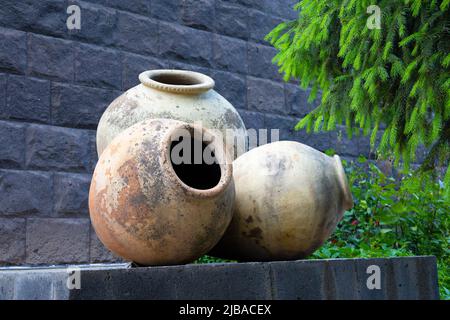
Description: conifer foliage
xmin=267 ymin=0 xmax=450 ymax=193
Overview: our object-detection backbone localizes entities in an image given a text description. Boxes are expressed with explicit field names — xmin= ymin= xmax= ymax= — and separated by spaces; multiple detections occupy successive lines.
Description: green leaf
xmin=391 ymin=202 xmax=406 ymax=213
xmin=357 ymin=155 xmax=367 ymax=163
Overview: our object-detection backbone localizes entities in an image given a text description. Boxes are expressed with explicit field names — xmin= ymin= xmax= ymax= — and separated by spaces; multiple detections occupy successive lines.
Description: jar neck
xmin=333 ymin=155 xmax=353 ymax=211
xmin=161 ymin=122 xmax=233 ymax=199
xmin=139 ymin=70 xmax=215 ymax=95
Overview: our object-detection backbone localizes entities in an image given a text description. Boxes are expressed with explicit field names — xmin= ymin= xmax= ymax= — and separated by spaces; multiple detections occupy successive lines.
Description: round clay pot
xmin=96 ymin=69 xmax=247 ymax=158
xmin=89 ymin=118 xmax=235 ymax=266
xmin=210 ymin=141 xmax=353 ymax=261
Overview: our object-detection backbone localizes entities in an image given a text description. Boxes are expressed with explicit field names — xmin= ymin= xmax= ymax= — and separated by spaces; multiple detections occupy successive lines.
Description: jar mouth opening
xmin=162 ymin=122 xmax=232 ymax=197
xmin=139 ymin=69 xmax=215 ymax=95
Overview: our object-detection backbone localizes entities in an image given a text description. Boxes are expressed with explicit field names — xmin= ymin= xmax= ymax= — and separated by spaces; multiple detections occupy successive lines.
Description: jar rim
xmin=139 ymin=69 xmax=215 ymax=95
xmin=161 ymin=122 xmax=233 ymax=198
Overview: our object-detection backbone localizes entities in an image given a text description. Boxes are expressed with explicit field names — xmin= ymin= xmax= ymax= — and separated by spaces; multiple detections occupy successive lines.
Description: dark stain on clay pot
xmin=245 ymin=215 xmax=254 ymax=223
xmin=115 ymin=159 xmax=152 ymax=226
xmin=222 ymin=108 xmax=244 ymax=129
xmin=248 ymin=227 xmax=263 ymax=239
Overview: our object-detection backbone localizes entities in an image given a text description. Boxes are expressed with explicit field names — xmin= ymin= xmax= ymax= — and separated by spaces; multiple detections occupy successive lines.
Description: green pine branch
xmin=266 ymin=0 xmax=450 ymax=195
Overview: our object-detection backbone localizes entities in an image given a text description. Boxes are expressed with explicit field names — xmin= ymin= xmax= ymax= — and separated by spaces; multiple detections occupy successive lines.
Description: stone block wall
xmin=0 ymin=0 xmax=371 ymax=265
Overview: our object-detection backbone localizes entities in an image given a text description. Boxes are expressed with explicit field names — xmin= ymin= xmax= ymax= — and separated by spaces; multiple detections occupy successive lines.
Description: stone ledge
xmin=0 ymin=256 xmax=439 ymax=300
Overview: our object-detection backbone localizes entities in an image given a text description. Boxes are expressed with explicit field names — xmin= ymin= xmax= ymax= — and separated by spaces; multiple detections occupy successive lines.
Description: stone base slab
xmin=0 ymin=256 xmax=439 ymax=300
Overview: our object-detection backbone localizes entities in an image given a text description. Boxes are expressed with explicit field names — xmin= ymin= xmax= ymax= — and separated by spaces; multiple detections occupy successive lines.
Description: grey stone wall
xmin=0 ymin=0 xmax=370 ymax=266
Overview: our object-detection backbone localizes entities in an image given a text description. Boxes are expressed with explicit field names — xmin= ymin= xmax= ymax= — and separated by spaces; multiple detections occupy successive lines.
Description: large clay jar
xmin=96 ymin=69 xmax=247 ymax=158
xmin=210 ymin=141 xmax=353 ymax=261
xmin=89 ymin=118 xmax=235 ymax=266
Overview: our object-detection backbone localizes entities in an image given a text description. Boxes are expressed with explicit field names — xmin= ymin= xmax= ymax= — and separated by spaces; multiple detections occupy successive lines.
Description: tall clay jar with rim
xmin=89 ymin=118 xmax=235 ymax=266
xmin=210 ymin=141 xmax=353 ymax=262
xmin=96 ymin=69 xmax=247 ymax=158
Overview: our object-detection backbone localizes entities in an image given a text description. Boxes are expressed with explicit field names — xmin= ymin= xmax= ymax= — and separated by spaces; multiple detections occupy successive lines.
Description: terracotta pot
xmin=89 ymin=118 xmax=235 ymax=266
xmin=96 ymin=69 xmax=247 ymax=158
xmin=210 ymin=141 xmax=353 ymax=261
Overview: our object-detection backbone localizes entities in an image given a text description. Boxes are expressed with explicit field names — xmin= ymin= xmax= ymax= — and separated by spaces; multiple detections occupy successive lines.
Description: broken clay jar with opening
xmin=210 ymin=141 xmax=353 ymax=261
xmin=89 ymin=118 xmax=235 ymax=266
xmin=96 ymin=69 xmax=247 ymax=158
